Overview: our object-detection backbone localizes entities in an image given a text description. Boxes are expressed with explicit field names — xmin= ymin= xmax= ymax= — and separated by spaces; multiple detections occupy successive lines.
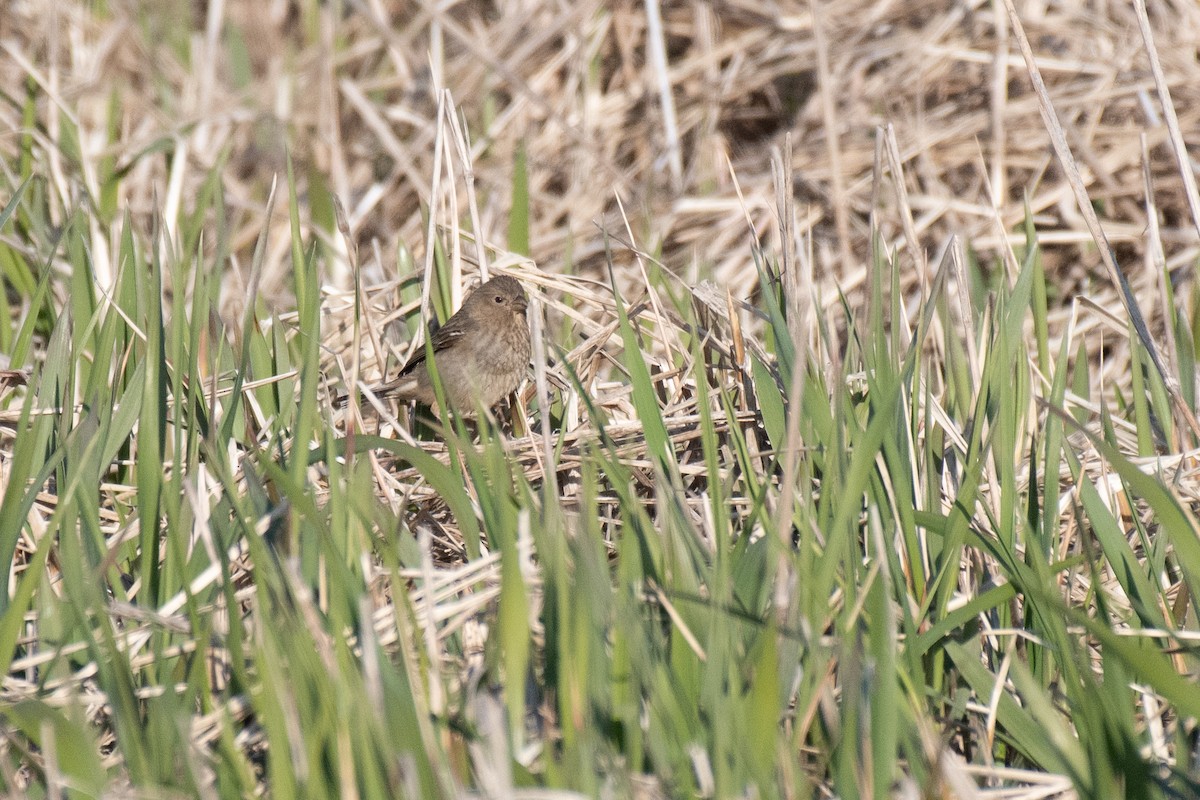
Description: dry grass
xmin=0 ymin=1 xmax=1195 ymax=440
xmin=5 ymin=1 xmax=1199 ymax=323
xmin=5 ymin=0 xmax=1200 ymax=796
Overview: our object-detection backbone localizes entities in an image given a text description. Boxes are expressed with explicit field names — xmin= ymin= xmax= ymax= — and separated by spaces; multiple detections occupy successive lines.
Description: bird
xmin=343 ymin=275 xmax=531 ymax=415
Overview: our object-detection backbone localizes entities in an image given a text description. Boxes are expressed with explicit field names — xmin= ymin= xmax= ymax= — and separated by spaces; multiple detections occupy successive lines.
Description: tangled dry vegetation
xmin=5 ymin=0 xmax=1200 ymax=796
xmin=296 ymin=0 xmax=1200 ymax=551
xmin=4 ymin=0 xmax=1200 ymax=390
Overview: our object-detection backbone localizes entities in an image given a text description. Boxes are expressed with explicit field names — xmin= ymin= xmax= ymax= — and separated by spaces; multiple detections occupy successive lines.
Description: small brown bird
xmin=347 ymin=275 xmax=531 ymax=414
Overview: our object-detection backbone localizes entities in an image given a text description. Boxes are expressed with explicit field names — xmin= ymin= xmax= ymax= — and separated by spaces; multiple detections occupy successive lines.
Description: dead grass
xmin=3 ymin=0 xmax=1199 ymax=383
xmin=1 ymin=1 xmax=1195 ymax=308
xmin=5 ymin=0 xmax=1200 ymax=796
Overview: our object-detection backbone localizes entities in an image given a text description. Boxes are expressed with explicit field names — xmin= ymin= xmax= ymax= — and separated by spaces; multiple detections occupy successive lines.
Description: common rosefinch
xmin=345 ymin=275 xmax=531 ymax=414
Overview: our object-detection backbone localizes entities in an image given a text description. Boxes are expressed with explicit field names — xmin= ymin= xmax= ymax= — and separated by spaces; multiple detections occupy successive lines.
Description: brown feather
xmin=341 ymin=275 xmax=531 ymax=416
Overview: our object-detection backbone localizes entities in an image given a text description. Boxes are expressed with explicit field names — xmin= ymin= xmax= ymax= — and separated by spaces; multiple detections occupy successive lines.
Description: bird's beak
xmin=515 ymin=296 xmax=529 ymax=313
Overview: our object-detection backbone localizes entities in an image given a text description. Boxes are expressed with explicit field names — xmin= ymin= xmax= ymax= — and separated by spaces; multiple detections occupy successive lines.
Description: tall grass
xmin=2 ymin=130 xmax=1199 ymax=800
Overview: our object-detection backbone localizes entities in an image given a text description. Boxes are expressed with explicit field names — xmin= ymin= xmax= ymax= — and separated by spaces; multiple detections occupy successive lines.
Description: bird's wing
xmin=398 ymin=317 xmax=469 ymax=375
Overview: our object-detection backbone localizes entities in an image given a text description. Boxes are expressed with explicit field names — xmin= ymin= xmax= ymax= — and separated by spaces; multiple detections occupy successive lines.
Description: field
xmin=3 ymin=0 xmax=1200 ymax=797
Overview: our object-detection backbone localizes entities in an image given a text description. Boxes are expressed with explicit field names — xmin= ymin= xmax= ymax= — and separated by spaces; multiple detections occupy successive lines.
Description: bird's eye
xmin=494 ymin=295 xmax=503 ymax=303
